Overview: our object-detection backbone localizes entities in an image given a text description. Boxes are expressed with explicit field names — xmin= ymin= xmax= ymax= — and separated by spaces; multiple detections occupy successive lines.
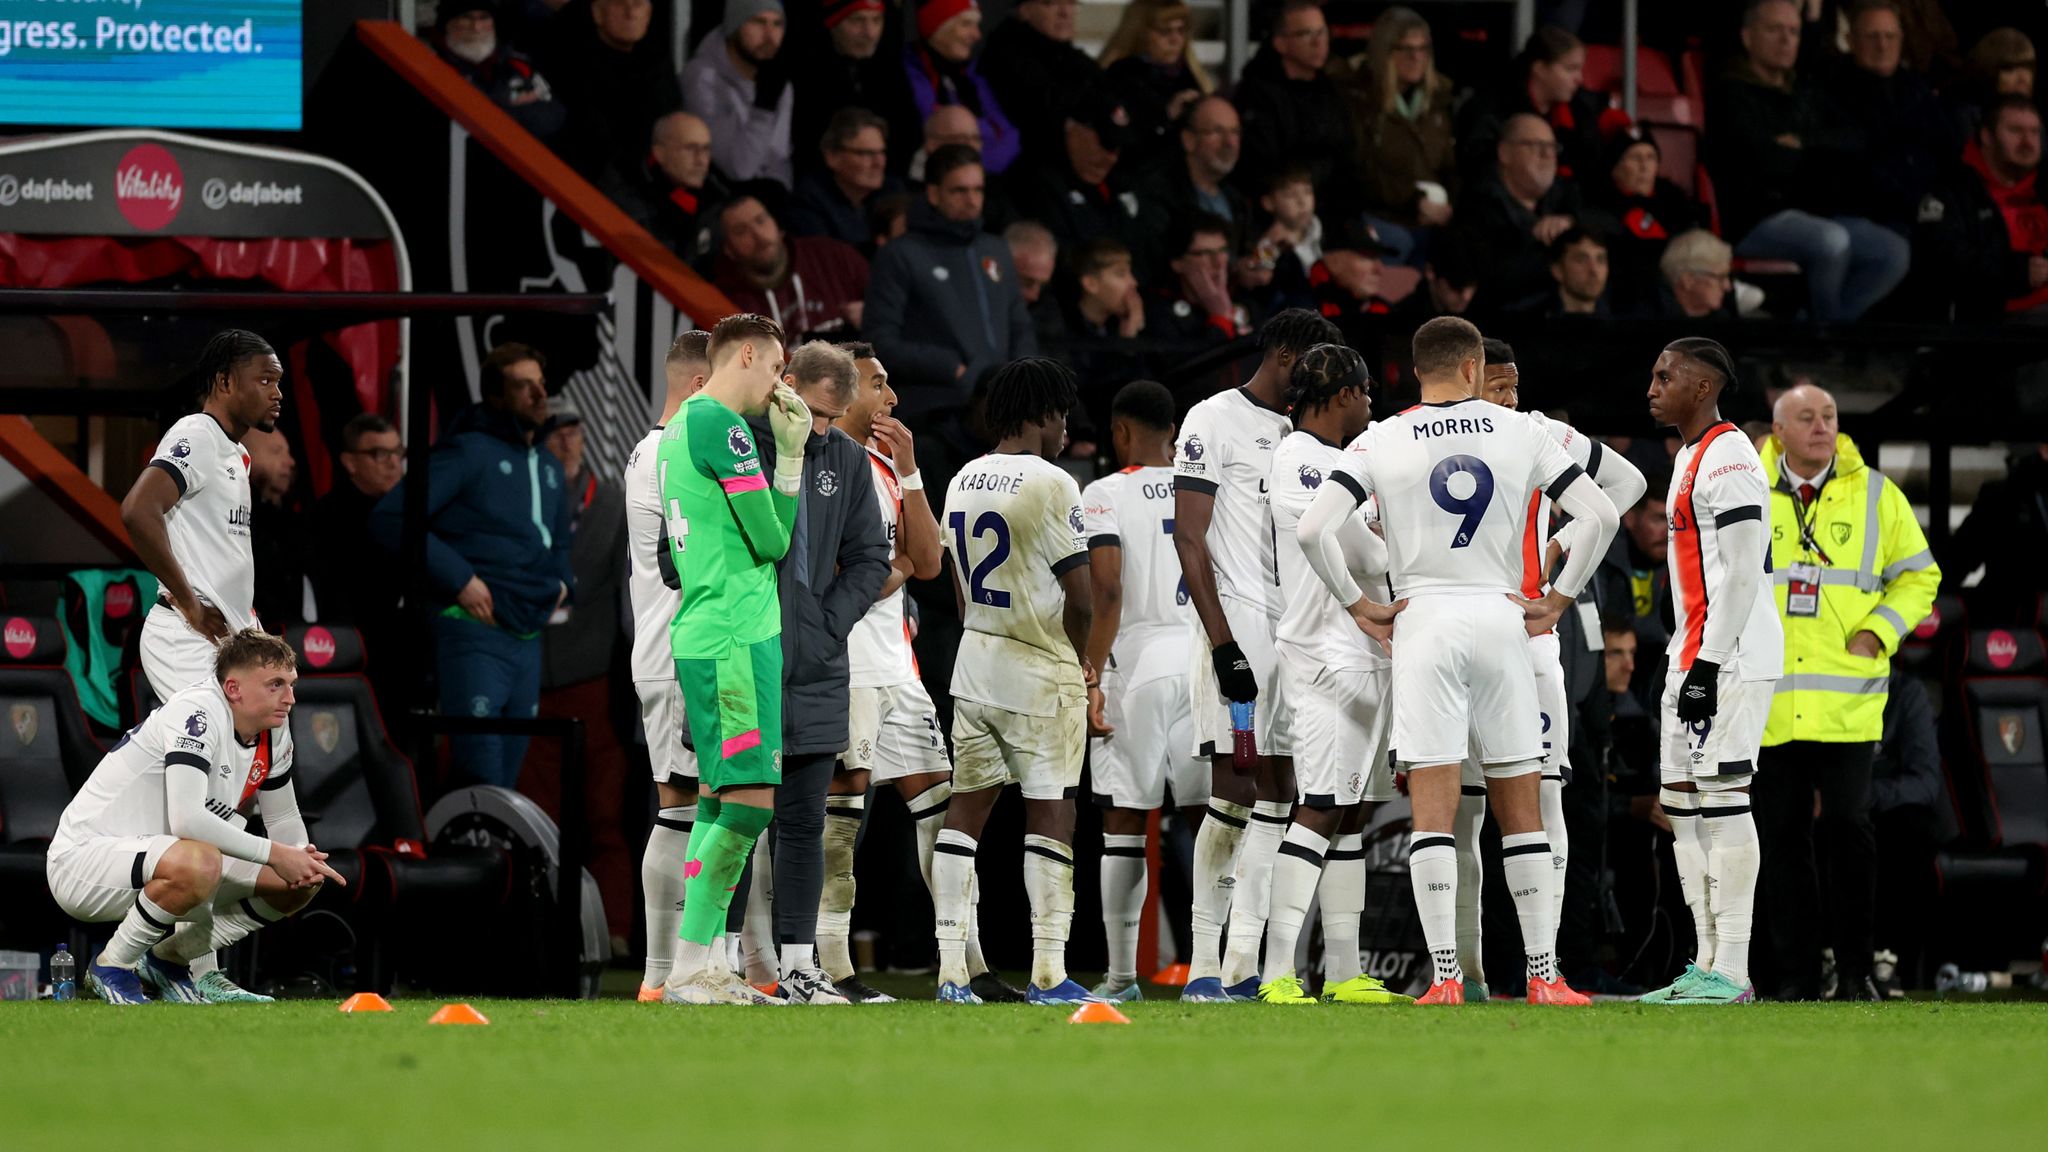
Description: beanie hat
xmin=724 ymin=0 xmax=784 ymax=39
xmin=1601 ymin=123 xmax=1659 ymax=181
xmin=918 ymin=0 xmax=977 ymax=42
xmin=823 ymin=0 xmax=885 ymax=29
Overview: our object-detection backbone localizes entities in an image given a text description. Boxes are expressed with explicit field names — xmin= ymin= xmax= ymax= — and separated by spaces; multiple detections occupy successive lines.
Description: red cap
xmin=824 ymin=0 xmax=884 ymax=28
xmin=918 ymin=0 xmax=977 ymax=42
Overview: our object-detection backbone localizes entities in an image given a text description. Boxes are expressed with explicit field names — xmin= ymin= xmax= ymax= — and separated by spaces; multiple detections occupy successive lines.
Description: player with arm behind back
xmin=1257 ymin=344 xmax=1411 ymax=1006
xmin=933 ymin=358 xmax=1103 ymax=1005
xmin=1173 ymin=309 xmax=1341 ymax=1002
xmin=1639 ymin=338 xmax=1782 ymax=1006
xmin=1468 ymin=338 xmax=1647 ymax=997
xmin=657 ymin=313 xmax=811 ymax=1006
xmin=1296 ymin=316 xmax=1619 ymax=1005
xmin=1081 ymin=380 xmax=1208 ymax=1002
xmin=48 ymin=629 xmax=345 ymax=1004
xmin=628 ymin=330 xmax=710 ymax=1001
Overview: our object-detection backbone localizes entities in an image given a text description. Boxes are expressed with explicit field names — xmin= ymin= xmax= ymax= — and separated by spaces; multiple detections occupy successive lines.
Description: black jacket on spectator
xmin=1942 ymin=448 xmax=2048 ymax=621
xmin=1873 ymin=672 xmax=1943 ymax=817
xmin=864 ymin=200 xmax=1039 ymax=419
xmin=1149 ymin=164 xmax=1253 ymax=262
xmin=1461 ymin=177 xmax=1600 ymax=316
xmin=1833 ymin=65 xmax=1958 ymax=233
xmin=790 ymin=167 xmax=902 ymax=254
xmin=1592 ymin=177 xmax=1706 ymax=315
xmin=1056 ymin=301 xmax=1152 ymax=435
xmin=1007 ymin=164 xmax=1171 ymax=283
xmin=439 ymin=43 xmax=568 ymax=143
xmin=1231 ymin=46 xmax=1358 ymax=214
xmin=745 ymin=418 xmax=892 ymax=755
xmin=540 ymin=470 xmax=625 ymax=688
xmin=535 ymin=4 xmax=684 ymax=180
xmin=980 ymin=17 xmax=1101 ymax=160
xmin=599 ymin=161 xmax=727 ymax=273
xmin=1704 ymin=59 xmax=1864 ymax=241
xmin=794 ymin=45 xmax=921 ymax=180
xmin=1457 ymin=85 xmax=1613 ymax=187
xmin=251 ymin=499 xmax=309 ymax=629
xmin=1919 ymin=150 xmax=2042 ymax=321
xmin=1104 ymin=57 xmax=1206 ymax=183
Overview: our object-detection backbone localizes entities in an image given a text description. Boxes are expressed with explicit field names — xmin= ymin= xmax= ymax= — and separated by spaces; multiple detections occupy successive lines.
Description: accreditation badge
xmin=1786 ymin=562 xmax=1822 ymax=618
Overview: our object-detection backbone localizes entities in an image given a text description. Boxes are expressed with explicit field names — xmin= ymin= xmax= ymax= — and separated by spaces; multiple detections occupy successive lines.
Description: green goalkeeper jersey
xmin=657 ymin=392 xmax=797 ymax=659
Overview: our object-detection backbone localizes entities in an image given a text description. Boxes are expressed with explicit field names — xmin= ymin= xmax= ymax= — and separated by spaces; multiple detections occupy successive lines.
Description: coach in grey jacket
xmin=744 ymin=342 xmax=891 ymax=998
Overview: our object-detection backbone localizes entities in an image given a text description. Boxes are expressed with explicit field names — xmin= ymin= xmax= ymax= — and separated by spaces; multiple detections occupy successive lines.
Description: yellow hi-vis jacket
xmin=1762 ymin=433 xmax=1940 ymax=745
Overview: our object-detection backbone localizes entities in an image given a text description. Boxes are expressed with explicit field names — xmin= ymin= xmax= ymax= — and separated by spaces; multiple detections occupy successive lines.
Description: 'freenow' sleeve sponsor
xmin=0 ymin=1 xmax=302 ymax=131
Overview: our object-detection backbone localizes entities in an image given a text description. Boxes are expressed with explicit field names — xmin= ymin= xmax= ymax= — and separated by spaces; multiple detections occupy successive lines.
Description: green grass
xmin=3 ymin=990 xmax=2044 ymax=1149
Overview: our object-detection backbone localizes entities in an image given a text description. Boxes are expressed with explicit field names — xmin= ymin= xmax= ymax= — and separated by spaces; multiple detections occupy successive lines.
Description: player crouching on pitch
xmin=47 ymin=629 xmax=346 ymax=1004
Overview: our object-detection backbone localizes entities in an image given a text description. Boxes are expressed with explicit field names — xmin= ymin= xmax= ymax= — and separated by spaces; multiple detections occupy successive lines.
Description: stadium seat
xmin=58 ymin=569 xmax=156 ymax=738
xmin=1581 ymin=44 xmax=1695 ymax=127
xmin=0 ymin=614 xmax=103 ymax=947
xmin=274 ymin=625 xmax=510 ymax=993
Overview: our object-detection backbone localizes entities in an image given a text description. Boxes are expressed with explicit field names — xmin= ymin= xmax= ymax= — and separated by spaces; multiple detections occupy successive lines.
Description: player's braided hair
xmin=1286 ymin=343 xmax=1371 ymax=416
xmin=1111 ymin=380 xmax=1175 ymax=431
xmin=982 ymin=357 xmax=1078 ymax=442
xmin=1482 ymin=337 xmax=1516 ymax=367
xmin=1257 ymin=308 xmax=1343 ymax=361
xmin=193 ymin=329 xmax=276 ymax=407
xmin=1666 ymin=336 xmax=1740 ymax=395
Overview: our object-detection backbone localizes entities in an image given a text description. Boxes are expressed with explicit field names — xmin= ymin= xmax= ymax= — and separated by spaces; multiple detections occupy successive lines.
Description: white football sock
xmin=966 ymin=871 xmax=991 ymax=978
xmin=1319 ymin=833 xmax=1366 ymax=984
xmin=1188 ymin=800 xmax=1249 ymax=982
xmin=188 ymin=952 xmax=220 ymax=977
xmin=1023 ymin=835 xmax=1076 ymax=990
xmin=1501 ymin=830 xmax=1558 ymax=984
xmin=1539 ymin=775 xmax=1569 ymax=955
xmin=641 ymin=805 xmax=693 ymax=988
xmin=817 ymin=795 xmax=863 ymax=981
xmin=1100 ymin=833 xmax=1148 ymax=987
xmin=932 ymin=829 xmax=977 ymax=988
xmin=740 ymin=835 xmax=778 ymax=985
xmin=1663 ymin=787 xmax=1715 ymax=971
xmin=1409 ymin=833 xmax=1463 ymax=985
xmin=1701 ymin=790 xmax=1759 ymax=986
xmin=905 ymin=783 xmax=950 ymax=893
xmin=1454 ymin=787 xmax=1487 ymax=985
xmin=157 ymin=894 xmax=287 ymax=966
xmin=1221 ymin=800 xmax=1290 ymax=986
xmin=100 ymin=891 xmax=178 ymax=969
xmin=672 ymin=939 xmax=714 ymax=985
xmin=1261 ymin=823 xmax=1328 ymax=984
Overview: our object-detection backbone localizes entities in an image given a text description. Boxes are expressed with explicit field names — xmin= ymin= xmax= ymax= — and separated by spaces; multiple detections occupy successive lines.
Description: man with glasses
xmin=1147 ymin=214 xmax=1249 ymax=346
xmin=792 ymin=108 xmax=902 ymax=253
xmin=1156 ymin=96 xmax=1253 ymax=276
xmin=1462 ymin=113 xmax=1606 ymax=316
xmin=311 ymin=413 xmax=412 ymax=733
xmin=602 ymin=111 xmax=728 ymax=271
xmin=1659 ymin=230 xmax=1738 ymax=319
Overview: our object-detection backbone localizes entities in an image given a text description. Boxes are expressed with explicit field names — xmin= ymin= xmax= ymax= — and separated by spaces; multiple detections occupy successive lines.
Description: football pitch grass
xmin=4 ymin=992 xmax=2044 ymax=1149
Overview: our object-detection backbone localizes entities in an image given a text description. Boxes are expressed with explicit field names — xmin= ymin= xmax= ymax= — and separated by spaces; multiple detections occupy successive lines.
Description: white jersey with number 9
xmin=1337 ymin=398 xmax=1584 ymax=599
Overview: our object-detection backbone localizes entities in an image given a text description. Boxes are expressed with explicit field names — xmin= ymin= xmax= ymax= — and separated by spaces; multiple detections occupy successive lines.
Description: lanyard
xmin=1789 ymin=476 xmax=1834 ymax=567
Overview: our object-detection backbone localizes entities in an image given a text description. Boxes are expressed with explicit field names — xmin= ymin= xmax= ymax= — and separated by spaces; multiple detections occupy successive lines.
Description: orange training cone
xmin=428 ymin=1002 xmax=490 ymax=1025
xmin=338 ymin=992 xmax=394 ymax=1013
xmin=1150 ymin=963 xmax=1190 ymax=987
xmin=1068 ymin=1002 xmax=1131 ymax=1025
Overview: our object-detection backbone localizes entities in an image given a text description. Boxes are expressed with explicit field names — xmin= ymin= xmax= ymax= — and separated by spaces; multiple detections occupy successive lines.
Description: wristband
xmin=899 ymin=470 xmax=924 ymax=492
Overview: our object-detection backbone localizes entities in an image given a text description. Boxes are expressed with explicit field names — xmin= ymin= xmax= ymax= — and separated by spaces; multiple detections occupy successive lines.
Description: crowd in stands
xmin=428 ymin=0 xmax=2048 ymax=441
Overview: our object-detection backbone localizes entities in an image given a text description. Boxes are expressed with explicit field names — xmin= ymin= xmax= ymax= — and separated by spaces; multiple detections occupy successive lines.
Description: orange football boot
xmin=1526 ymin=976 xmax=1592 ymax=1005
xmin=1415 ymin=979 xmax=1466 ymax=1005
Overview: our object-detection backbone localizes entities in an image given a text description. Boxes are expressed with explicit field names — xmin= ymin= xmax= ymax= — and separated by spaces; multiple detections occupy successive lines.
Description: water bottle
xmin=1934 ymin=963 xmax=2007 ymax=995
xmin=1229 ymin=700 xmax=1257 ymax=769
xmin=50 ymin=944 xmax=74 ymax=1002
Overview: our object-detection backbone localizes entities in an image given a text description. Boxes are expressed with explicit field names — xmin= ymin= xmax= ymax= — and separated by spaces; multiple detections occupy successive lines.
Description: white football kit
xmin=1269 ymin=431 xmax=1396 ymax=807
xmin=1661 ymin=423 xmax=1784 ymax=785
xmin=1082 ymin=465 xmax=1205 ymax=810
xmin=48 ymin=683 xmax=295 ymax=921
xmin=944 ymin=452 xmax=1090 ymax=799
xmin=1173 ymin=387 xmax=1293 ymax=756
xmin=1311 ymin=399 xmax=1610 ymax=773
xmin=140 ymin=413 xmax=256 ymax=698
xmin=1513 ymin=413 xmax=1649 ymax=781
xmin=625 ymin=426 xmax=697 ymax=784
xmin=847 ymin=447 xmax=950 ymax=784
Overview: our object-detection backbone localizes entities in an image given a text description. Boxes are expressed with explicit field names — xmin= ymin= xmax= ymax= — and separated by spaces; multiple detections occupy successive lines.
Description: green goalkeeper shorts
xmin=676 ymin=637 xmax=783 ymax=793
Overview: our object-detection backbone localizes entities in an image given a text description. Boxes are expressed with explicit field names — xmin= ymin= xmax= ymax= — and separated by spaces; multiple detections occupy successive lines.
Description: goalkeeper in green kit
xmin=656 ymin=313 xmax=810 ymax=1005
